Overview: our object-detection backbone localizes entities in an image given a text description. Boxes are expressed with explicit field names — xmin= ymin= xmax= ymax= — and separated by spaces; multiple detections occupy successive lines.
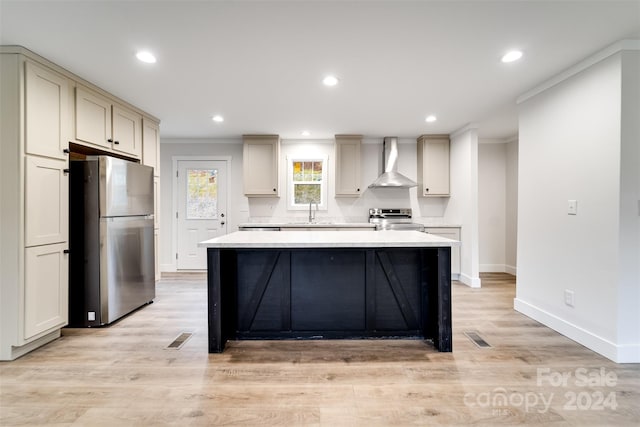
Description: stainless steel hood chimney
xmin=368 ymin=137 xmax=417 ymax=188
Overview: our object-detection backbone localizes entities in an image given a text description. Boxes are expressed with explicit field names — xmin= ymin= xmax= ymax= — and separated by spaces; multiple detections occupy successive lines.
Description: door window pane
xmin=186 ymin=169 xmax=218 ymax=219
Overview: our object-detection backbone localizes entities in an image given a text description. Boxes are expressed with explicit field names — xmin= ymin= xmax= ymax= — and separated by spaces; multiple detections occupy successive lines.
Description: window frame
xmin=286 ymin=155 xmax=328 ymax=211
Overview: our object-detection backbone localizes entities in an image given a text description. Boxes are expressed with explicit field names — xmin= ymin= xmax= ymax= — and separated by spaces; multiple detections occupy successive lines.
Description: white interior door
xmin=176 ymin=160 xmax=227 ymax=270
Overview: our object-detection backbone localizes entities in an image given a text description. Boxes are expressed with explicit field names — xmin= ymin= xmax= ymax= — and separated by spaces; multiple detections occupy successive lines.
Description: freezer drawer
xmin=100 ymin=216 xmax=155 ymax=324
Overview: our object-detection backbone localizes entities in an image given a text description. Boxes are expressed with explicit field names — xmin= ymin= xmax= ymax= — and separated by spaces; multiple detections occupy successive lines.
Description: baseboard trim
xmin=160 ymin=263 xmax=177 ymax=273
xmin=505 ymin=265 xmax=517 ymax=276
xmin=514 ymin=298 xmax=639 ymax=363
xmin=460 ymin=273 xmax=481 ymax=288
xmin=480 ymin=264 xmax=506 ymax=273
xmin=2 ymin=329 xmax=61 ymax=361
xmin=616 ymin=344 xmax=640 ymax=364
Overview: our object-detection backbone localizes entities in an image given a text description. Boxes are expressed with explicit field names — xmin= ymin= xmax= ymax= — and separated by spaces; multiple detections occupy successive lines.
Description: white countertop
xmin=199 ymin=230 xmax=460 ymax=249
xmin=238 ymin=222 xmax=376 ymax=229
xmin=239 ymin=221 xmax=461 ymax=229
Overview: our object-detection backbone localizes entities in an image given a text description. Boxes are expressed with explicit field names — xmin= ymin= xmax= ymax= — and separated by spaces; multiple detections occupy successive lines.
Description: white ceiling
xmin=1 ymin=0 xmax=639 ymax=140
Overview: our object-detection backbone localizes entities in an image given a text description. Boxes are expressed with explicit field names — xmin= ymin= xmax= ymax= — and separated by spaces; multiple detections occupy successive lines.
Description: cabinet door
xmin=243 ymin=136 xmax=279 ymax=196
xmin=24 ymin=156 xmax=68 ymax=247
xmin=142 ymin=118 xmax=160 ymax=175
xmin=112 ymin=104 xmax=142 ymax=158
xmin=335 ymin=136 xmax=362 ymax=196
xmin=421 ymin=138 xmax=449 ymax=196
xmin=24 ymin=243 xmax=69 ymax=340
xmin=24 ymin=61 xmax=69 ymax=159
xmin=75 ymin=86 xmax=111 ymax=149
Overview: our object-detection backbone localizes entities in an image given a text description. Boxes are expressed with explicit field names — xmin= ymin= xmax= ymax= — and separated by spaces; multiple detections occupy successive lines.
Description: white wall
xmin=477 ymin=139 xmax=519 ymax=275
xmin=617 ymin=50 xmax=640 ymax=359
xmin=505 ymin=139 xmax=519 ymax=275
xmin=445 ymin=126 xmax=481 ymax=287
xmin=478 ymin=142 xmax=507 ymax=272
xmin=515 ymin=47 xmax=639 ymax=363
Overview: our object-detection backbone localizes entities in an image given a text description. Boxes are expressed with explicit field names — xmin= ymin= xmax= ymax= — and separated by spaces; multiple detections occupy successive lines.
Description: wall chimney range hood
xmin=368 ymin=137 xmax=417 ymax=188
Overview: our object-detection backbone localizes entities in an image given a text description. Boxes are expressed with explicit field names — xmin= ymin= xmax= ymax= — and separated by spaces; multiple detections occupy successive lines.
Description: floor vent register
xmin=167 ymin=332 xmax=193 ymax=349
xmin=463 ymin=331 xmax=492 ymax=348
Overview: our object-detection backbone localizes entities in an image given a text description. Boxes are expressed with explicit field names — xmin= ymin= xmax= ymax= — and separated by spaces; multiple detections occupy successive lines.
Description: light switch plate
xmin=568 ymin=200 xmax=578 ymax=215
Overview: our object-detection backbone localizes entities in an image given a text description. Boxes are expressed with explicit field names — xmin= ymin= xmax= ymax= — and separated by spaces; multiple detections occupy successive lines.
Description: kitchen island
xmin=200 ymin=230 xmax=458 ymax=353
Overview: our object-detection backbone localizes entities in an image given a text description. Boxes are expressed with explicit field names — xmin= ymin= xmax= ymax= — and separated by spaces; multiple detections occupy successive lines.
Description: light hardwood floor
xmin=1 ymin=273 xmax=638 ymax=426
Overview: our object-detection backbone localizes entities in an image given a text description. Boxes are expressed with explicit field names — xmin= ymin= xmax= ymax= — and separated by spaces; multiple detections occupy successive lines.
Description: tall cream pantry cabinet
xmin=0 ymin=46 xmax=161 ymax=360
xmin=1 ymin=50 xmax=71 ymax=360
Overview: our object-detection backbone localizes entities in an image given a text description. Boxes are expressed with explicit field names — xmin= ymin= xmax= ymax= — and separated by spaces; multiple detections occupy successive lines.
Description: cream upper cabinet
xmin=334 ymin=135 xmax=362 ymax=197
xmin=75 ymin=86 xmax=112 ymax=150
xmin=417 ymin=135 xmax=450 ymax=197
xmin=142 ymin=118 xmax=160 ymax=176
xmin=24 ymin=156 xmax=68 ymax=247
xmin=243 ymin=135 xmax=280 ymax=197
xmin=24 ymin=61 xmax=70 ymax=160
xmin=24 ymin=243 xmax=69 ymax=340
xmin=75 ymin=86 xmax=142 ymax=158
xmin=112 ymin=104 xmax=142 ymax=157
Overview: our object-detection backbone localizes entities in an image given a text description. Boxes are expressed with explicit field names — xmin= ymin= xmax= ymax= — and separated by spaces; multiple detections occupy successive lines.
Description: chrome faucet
xmin=308 ymin=201 xmax=318 ymax=223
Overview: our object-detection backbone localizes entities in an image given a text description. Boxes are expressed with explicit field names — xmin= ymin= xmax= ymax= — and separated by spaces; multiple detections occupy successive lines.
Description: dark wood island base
xmin=207 ymin=246 xmax=452 ymax=353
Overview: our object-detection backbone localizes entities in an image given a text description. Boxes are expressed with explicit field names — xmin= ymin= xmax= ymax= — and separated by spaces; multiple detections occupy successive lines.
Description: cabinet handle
xmin=63 ymin=148 xmax=70 ymax=154
xmin=63 ymin=169 xmax=70 ymax=175
xmin=114 ymin=140 xmax=120 ymax=145
xmin=221 ymin=221 xmax=225 ymax=226
xmin=273 ymin=188 xmax=277 ymax=192
xmin=63 ymin=249 xmax=70 ymax=254
xmin=425 ymin=188 xmax=429 ymax=192
xmin=108 ymin=138 xmax=113 ymax=143
xmin=220 ymin=213 xmax=225 ymax=218
xmin=356 ymin=188 xmax=360 ymax=192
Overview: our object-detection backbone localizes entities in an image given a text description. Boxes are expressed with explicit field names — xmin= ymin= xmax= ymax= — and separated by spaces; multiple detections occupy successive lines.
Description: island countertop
xmin=237 ymin=222 xmax=376 ymax=229
xmin=199 ymin=230 xmax=460 ymax=249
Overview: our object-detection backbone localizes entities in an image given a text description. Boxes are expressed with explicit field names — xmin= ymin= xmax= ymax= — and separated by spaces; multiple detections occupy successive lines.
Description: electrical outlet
xmin=568 ymin=200 xmax=578 ymax=215
xmin=564 ymin=290 xmax=575 ymax=307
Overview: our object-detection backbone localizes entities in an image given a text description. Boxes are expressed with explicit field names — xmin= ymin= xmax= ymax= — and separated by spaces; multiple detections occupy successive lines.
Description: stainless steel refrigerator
xmin=69 ymin=156 xmax=155 ymax=327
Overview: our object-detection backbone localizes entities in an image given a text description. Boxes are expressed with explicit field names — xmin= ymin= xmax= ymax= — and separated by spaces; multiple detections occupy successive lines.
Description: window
xmin=287 ymin=156 xmax=328 ymax=210
xmin=186 ymin=168 xmax=218 ymax=219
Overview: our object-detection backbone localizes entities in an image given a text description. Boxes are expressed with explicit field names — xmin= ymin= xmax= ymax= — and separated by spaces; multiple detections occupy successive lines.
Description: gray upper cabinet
xmin=334 ymin=135 xmax=362 ymax=197
xmin=417 ymin=134 xmax=450 ymax=197
xmin=243 ymin=135 xmax=280 ymax=197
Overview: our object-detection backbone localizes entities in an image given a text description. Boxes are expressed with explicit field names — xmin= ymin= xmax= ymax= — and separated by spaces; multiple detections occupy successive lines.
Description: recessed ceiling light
xmin=301 ymin=130 xmax=311 ymax=136
xmin=212 ymin=115 xmax=224 ymax=123
xmin=136 ymin=51 xmax=157 ymax=64
xmin=501 ymin=50 xmax=523 ymax=63
xmin=322 ymin=75 xmax=339 ymax=86
xmin=425 ymin=115 xmax=437 ymax=123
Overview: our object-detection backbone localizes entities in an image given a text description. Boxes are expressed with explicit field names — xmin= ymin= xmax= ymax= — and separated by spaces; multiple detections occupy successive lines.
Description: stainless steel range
xmin=368 ymin=208 xmax=425 ymax=231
